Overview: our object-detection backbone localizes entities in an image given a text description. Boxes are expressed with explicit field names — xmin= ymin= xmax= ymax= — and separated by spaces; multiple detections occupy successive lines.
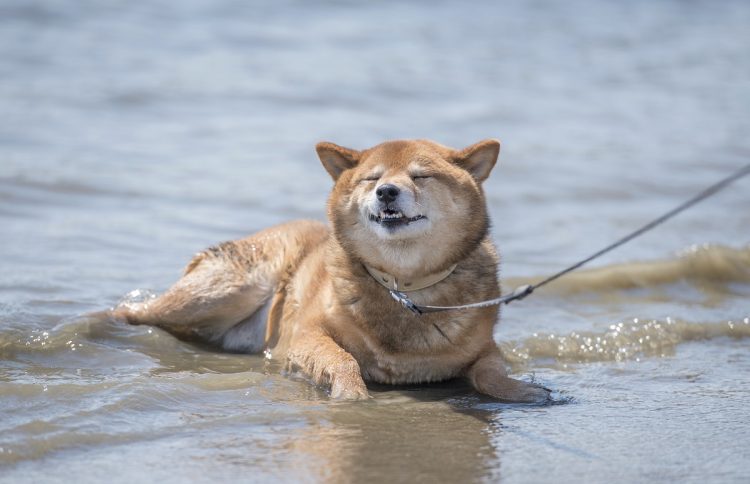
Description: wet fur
xmin=115 ymin=139 xmax=550 ymax=402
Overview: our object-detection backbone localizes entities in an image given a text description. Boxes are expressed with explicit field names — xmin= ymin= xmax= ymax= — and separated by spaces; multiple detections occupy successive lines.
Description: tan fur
xmin=114 ymin=139 xmax=550 ymax=402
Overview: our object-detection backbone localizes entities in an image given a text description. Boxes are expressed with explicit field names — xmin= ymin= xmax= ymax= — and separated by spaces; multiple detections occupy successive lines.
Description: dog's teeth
xmin=374 ymin=210 xmax=411 ymax=222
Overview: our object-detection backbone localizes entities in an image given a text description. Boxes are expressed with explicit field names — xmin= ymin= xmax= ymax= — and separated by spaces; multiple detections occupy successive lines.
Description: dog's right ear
xmin=454 ymin=139 xmax=500 ymax=183
xmin=316 ymin=142 xmax=361 ymax=181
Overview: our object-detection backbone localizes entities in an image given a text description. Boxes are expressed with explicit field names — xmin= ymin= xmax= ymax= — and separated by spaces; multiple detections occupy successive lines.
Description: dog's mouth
xmin=369 ymin=209 xmax=426 ymax=228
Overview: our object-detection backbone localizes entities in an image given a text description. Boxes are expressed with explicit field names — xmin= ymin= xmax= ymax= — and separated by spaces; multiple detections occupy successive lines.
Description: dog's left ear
xmin=316 ymin=142 xmax=361 ymax=181
xmin=454 ymin=139 xmax=500 ymax=182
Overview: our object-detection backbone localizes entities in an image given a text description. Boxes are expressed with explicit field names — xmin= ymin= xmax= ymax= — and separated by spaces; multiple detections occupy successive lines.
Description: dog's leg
xmin=113 ymin=220 xmax=328 ymax=350
xmin=287 ymin=327 xmax=369 ymax=400
xmin=466 ymin=348 xmax=551 ymax=403
xmin=113 ymin=247 xmax=273 ymax=345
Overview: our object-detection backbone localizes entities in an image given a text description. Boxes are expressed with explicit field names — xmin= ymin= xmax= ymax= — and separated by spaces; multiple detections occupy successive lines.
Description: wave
xmin=2 ymin=245 xmax=748 ymax=369
xmin=504 ymin=244 xmax=750 ymax=295
xmin=6 ymin=313 xmax=748 ymax=372
xmin=501 ymin=317 xmax=750 ymax=365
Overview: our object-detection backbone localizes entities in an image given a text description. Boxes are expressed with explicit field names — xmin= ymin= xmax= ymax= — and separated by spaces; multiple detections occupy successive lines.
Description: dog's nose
xmin=376 ymin=184 xmax=400 ymax=203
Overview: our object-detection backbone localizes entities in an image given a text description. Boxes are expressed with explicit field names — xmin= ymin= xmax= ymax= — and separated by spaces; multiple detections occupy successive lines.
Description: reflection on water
xmin=1 ymin=0 xmax=749 ymax=482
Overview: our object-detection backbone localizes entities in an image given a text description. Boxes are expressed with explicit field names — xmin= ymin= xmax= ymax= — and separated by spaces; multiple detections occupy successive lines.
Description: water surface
xmin=1 ymin=0 xmax=749 ymax=482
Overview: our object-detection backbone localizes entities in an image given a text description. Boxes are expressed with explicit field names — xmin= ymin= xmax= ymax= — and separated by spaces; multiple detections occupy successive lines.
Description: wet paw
xmin=473 ymin=371 xmax=553 ymax=404
xmin=330 ymin=376 xmax=370 ymax=400
xmin=512 ymin=381 xmax=552 ymax=404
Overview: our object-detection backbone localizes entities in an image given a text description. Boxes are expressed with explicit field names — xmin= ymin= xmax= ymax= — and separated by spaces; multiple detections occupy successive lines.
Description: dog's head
xmin=317 ymin=139 xmax=500 ymax=277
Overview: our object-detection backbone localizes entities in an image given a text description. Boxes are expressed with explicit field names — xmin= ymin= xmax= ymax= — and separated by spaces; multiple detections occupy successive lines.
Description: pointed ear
xmin=316 ymin=141 xmax=361 ymax=181
xmin=454 ymin=139 xmax=500 ymax=182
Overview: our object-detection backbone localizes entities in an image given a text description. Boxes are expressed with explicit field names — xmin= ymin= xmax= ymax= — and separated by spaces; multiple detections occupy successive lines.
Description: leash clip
xmin=389 ymin=290 xmax=424 ymax=315
xmin=509 ymin=284 xmax=534 ymax=302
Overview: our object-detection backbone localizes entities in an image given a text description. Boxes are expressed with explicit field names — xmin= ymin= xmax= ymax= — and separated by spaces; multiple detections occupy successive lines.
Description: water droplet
xmin=118 ymin=288 xmax=158 ymax=309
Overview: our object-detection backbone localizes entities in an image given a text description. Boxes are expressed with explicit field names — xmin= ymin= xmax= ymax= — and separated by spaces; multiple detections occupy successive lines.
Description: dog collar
xmin=363 ymin=264 xmax=458 ymax=292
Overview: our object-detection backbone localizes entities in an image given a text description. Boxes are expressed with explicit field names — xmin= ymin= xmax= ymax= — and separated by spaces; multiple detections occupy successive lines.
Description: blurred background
xmin=1 ymin=1 xmax=749 ymax=482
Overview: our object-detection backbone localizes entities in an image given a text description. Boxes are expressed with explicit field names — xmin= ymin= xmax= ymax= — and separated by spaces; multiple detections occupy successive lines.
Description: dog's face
xmin=317 ymin=139 xmax=500 ymax=276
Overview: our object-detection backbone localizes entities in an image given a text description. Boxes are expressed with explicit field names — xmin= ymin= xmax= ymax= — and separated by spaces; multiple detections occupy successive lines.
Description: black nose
xmin=376 ymin=184 xmax=400 ymax=203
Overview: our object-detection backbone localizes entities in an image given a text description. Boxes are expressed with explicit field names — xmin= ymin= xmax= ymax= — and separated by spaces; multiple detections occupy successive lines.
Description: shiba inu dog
xmin=115 ymin=139 xmax=550 ymax=402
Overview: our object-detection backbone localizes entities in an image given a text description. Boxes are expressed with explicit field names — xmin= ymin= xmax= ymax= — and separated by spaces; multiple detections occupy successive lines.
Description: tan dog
xmin=115 ymin=139 xmax=550 ymax=402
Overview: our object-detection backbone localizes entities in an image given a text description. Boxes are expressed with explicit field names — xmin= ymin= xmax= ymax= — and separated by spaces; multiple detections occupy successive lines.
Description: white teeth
xmin=380 ymin=211 xmax=403 ymax=219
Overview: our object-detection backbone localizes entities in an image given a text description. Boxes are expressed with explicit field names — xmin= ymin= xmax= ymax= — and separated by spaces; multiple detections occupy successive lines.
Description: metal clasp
xmin=389 ymin=290 xmax=423 ymax=315
xmin=510 ymin=284 xmax=534 ymax=301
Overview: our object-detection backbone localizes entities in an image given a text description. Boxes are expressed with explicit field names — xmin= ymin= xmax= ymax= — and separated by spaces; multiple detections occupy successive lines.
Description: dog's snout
xmin=376 ymin=184 xmax=400 ymax=203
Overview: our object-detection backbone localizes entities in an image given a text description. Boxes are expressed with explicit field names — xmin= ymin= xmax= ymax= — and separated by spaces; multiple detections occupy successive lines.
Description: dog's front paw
xmin=512 ymin=380 xmax=552 ymax=404
xmin=330 ymin=374 xmax=370 ymax=400
xmin=470 ymin=363 xmax=552 ymax=404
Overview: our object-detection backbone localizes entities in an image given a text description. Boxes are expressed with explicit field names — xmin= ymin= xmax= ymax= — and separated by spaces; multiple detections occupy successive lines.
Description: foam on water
xmin=116 ymin=289 xmax=158 ymax=310
xmin=502 ymin=316 xmax=750 ymax=366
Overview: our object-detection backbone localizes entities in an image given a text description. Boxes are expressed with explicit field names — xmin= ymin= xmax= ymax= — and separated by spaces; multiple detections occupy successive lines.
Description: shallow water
xmin=1 ymin=0 xmax=749 ymax=482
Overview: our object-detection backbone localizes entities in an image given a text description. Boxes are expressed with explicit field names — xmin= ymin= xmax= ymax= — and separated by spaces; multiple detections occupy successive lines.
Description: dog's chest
xmin=360 ymin=351 xmax=468 ymax=384
xmin=348 ymin=310 xmax=483 ymax=384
